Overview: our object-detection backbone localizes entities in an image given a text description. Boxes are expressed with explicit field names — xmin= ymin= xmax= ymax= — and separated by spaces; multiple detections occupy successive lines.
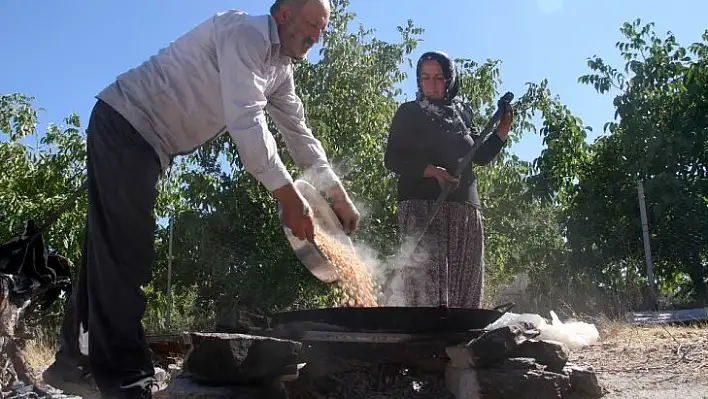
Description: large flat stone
xmin=445 ymin=363 xmax=481 ymax=399
xmin=563 ymin=363 xmax=605 ymax=398
xmin=494 ymin=357 xmax=545 ymax=370
xmin=476 ymin=368 xmax=570 ymax=399
xmin=214 ymin=309 xmax=271 ymax=333
xmin=507 ymin=339 xmax=569 ymax=372
xmin=445 ymin=355 xmax=572 ymax=399
xmin=459 ymin=322 xmax=541 ymax=368
xmin=181 ymin=333 xmax=302 ymax=385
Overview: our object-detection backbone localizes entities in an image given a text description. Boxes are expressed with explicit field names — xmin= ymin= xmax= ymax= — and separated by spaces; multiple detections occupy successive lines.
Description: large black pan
xmin=270 ymin=303 xmax=515 ymax=334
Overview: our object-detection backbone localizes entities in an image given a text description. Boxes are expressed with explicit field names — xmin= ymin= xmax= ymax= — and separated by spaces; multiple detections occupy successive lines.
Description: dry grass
xmin=570 ymin=319 xmax=708 ymax=376
xmin=24 ymin=335 xmax=57 ymax=371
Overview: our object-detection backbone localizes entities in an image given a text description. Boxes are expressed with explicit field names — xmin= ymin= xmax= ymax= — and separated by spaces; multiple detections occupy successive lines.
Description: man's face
xmin=275 ymin=0 xmax=330 ymax=60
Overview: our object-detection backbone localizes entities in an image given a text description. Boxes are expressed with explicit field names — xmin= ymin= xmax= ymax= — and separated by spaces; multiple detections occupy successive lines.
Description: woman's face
xmin=419 ymin=59 xmax=446 ymax=100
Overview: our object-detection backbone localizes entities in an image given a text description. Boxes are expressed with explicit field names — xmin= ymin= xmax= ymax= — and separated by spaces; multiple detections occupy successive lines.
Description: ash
xmin=288 ymin=363 xmax=455 ymax=399
xmin=1 ymin=381 xmax=80 ymax=399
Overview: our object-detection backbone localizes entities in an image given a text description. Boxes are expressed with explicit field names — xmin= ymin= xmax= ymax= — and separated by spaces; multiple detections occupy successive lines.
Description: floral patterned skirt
xmin=396 ymin=200 xmax=485 ymax=308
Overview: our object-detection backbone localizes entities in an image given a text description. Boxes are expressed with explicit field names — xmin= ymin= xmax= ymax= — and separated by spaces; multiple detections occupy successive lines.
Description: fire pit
xmin=266 ymin=305 xmax=504 ymax=374
xmin=155 ymin=308 xmax=606 ymax=399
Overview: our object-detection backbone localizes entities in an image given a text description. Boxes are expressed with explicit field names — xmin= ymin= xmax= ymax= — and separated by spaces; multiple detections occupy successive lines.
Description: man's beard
xmin=285 ymin=32 xmax=313 ymax=60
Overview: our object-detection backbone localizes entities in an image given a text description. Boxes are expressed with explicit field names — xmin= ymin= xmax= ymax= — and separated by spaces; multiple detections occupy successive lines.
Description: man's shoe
xmin=41 ymin=361 xmax=99 ymax=397
xmin=104 ymin=376 xmax=160 ymax=399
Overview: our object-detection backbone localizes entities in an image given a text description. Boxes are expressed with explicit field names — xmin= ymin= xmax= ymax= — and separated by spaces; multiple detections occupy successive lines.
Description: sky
xmin=1 ymin=0 xmax=707 ymax=164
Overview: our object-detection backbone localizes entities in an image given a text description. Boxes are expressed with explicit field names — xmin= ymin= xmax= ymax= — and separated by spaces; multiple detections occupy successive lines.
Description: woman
xmin=384 ymin=51 xmax=514 ymax=308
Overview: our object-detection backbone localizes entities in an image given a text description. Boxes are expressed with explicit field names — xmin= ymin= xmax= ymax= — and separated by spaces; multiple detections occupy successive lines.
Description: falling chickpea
xmin=313 ymin=226 xmax=380 ymax=308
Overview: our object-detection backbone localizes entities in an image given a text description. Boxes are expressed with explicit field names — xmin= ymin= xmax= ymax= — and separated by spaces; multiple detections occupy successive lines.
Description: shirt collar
xmin=266 ymin=14 xmax=292 ymax=65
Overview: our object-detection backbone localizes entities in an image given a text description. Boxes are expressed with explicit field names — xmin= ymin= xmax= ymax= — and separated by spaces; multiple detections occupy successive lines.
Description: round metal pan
xmin=270 ymin=303 xmax=515 ymax=334
xmin=277 ymin=179 xmax=355 ymax=283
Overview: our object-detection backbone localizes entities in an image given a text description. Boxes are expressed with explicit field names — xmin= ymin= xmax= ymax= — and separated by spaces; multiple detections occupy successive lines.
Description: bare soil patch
xmin=16 ymin=320 xmax=708 ymax=398
xmin=570 ymin=321 xmax=708 ymax=398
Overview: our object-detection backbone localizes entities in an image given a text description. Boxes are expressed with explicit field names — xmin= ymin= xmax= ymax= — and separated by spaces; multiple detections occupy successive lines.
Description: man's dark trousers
xmin=55 ymin=99 xmax=162 ymax=396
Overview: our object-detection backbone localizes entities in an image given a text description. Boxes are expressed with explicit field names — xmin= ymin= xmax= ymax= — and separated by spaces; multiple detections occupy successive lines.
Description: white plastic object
xmin=485 ymin=310 xmax=599 ymax=350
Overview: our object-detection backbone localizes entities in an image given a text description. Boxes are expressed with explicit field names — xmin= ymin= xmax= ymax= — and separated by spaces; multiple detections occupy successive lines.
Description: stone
xmin=277 ymin=363 xmax=306 ymax=382
xmin=507 ymin=339 xmax=569 ymax=372
xmin=476 ymin=368 xmax=570 ymax=399
xmin=444 ymin=359 xmax=570 ymax=399
xmin=445 ymin=363 xmax=481 ymax=399
xmin=563 ymin=363 xmax=605 ymax=398
xmin=181 ymin=332 xmax=302 ymax=385
xmin=445 ymin=350 xmax=575 ymax=399
xmin=445 ymin=345 xmax=473 ymax=368
xmin=495 ymin=357 xmax=545 ymax=370
xmin=462 ymin=322 xmax=541 ymax=367
xmin=2 ymin=380 xmax=77 ymax=399
xmin=214 ymin=309 xmax=271 ymax=333
xmin=168 ymin=363 xmax=182 ymax=381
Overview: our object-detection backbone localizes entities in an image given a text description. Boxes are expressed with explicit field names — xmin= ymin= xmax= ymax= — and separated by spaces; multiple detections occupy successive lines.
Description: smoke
xmin=489 ymin=272 xmax=530 ymax=308
xmin=380 ymin=233 xmax=432 ymax=306
xmin=297 ymin=161 xmax=430 ymax=306
xmin=344 ymin=196 xmax=411 ymax=306
xmin=348 ymin=229 xmax=431 ymax=307
xmin=350 ymin=238 xmax=402 ymax=306
xmin=300 ymin=165 xmax=341 ymax=194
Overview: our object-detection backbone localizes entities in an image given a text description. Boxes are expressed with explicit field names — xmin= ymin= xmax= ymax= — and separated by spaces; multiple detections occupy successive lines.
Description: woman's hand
xmin=496 ymin=103 xmax=515 ymax=140
xmin=424 ymin=165 xmax=459 ymax=189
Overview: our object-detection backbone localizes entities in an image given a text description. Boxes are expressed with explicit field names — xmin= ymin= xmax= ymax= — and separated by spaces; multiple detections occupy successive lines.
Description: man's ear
xmin=274 ymin=6 xmax=292 ymax=25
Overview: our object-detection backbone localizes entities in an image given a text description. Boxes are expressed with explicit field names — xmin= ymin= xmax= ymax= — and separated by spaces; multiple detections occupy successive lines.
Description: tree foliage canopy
xmin=2 ymin=5 xmax=707 ymax=332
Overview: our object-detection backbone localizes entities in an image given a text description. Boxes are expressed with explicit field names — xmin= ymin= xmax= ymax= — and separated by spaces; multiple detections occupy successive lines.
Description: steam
xmin=490 ymin=272 xmax=530 ymax=307
xmin=297 ymin=161 xmax=430 ymax=306
xmin=299 ymin=156 xmax=357 ymax=196
xmin=300 ymin=164 xmax=341 ymax=194
xmin=349 ymin=230 xmax=431 ymax=307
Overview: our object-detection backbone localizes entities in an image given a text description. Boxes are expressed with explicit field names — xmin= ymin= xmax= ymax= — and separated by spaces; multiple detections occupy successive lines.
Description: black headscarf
xmin=415 ymin=51 xmax=470 ymax=135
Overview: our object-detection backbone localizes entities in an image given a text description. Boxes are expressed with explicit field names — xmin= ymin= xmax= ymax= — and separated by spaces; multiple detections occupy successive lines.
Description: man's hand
xmin=273 ymin=183 xmax=315 ymax=242
xmin=496 ymin=103 xmax=515 ymax=140
xmin=424 ymin=165 xmax=459 ymax=190
xmin=328 ymin=185 xmax=360 ymax=234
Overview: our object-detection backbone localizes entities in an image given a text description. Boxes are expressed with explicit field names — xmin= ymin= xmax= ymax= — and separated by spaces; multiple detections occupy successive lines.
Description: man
xmin=41 ymin=0 xmax=360 ymax=397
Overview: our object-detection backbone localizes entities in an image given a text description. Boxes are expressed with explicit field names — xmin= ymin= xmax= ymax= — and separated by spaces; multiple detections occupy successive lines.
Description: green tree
xmin=0 ymin=93 xmax=87 ymax=262
xmin=575 ymin=19 xmax=708 ymax=301
xmin=0 ymin=93 xmax=185 ymax=333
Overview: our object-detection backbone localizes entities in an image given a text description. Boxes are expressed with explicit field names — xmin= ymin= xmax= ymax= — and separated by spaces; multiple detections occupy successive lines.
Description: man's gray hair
xmin=270 ymin=0 xmax=329 ymax=15
xmin=270 ymin=0 xmax=308 ymax=15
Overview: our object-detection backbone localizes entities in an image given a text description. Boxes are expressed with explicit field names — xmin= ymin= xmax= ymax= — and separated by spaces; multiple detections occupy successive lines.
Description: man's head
xmin=271 ymin=0 xmax=330 ymax=60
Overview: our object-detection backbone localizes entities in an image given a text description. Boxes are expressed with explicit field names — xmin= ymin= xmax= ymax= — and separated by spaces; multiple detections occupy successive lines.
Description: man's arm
xmin=215 ymin=23 xmax=293 ymax=192
xmin=265 ymin=70 xmax=343 ymax=197
xmin=266 ymin=70 xmax=360 ymax=233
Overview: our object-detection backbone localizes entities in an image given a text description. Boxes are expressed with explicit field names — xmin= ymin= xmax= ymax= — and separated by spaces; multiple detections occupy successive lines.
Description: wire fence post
xmin=637 ymin=179 xmax=658 ymax=310
xmin=166 ymin=214 xmax=174 ymax=330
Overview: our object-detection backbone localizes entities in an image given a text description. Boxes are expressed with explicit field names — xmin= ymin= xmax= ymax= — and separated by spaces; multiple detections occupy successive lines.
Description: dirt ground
xmin=19 ymin=321 xmax=708 ymax=398
xmin=570 ymin=321 xmax=708 ymax=398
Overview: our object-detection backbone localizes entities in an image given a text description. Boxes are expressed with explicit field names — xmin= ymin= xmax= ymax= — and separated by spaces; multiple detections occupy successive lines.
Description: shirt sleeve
xmin=265 ymin=69 xmax=341 ymax=193
xmin=459 ymin=102 xmax=506 ymax=166
xmin=215 ymin=23 xmax=293 ymax=192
